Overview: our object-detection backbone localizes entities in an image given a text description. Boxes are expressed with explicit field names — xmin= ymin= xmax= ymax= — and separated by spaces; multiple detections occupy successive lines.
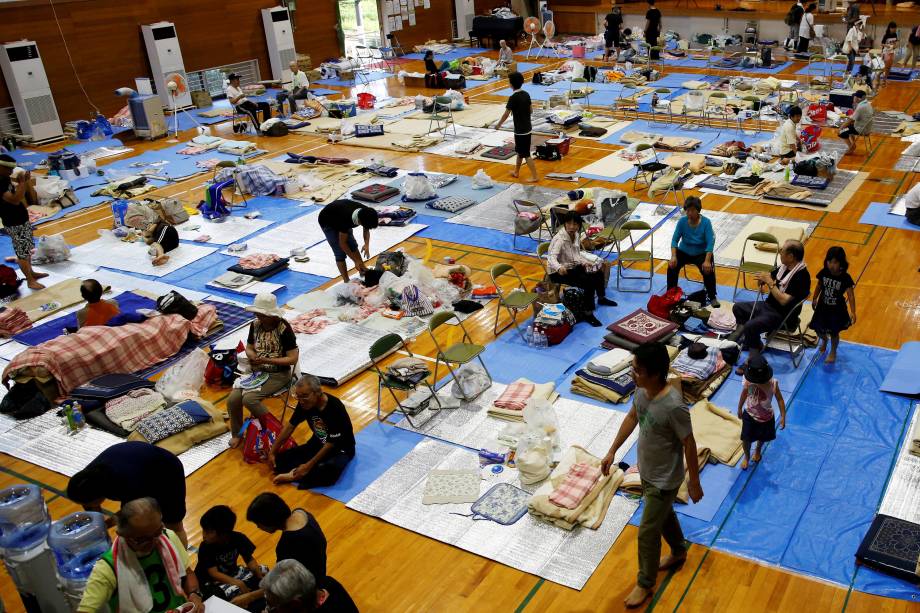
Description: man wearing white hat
xmin=228 ymin=293 xmax=300 ymax=449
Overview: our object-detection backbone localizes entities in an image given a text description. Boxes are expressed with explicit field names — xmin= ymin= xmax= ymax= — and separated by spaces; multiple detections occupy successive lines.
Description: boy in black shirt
xmin=603 ymin=3 xmax=623 ymax=61
xmin=270 ymin=375 xmax=356 ymax=489
xmin=495 ymin=72 xmax=538 ymax=183
xmin=197 ymin=505 xmax=266 ymax=606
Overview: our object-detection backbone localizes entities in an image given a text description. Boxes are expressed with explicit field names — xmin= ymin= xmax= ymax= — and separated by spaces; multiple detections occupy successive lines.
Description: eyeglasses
xmin=121 ymin=526 xmax=165 ymax=547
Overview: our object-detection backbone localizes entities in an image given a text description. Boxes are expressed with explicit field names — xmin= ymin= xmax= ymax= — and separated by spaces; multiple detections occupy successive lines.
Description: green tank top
xmin=101 ymin=548 xmax=186 ymax=612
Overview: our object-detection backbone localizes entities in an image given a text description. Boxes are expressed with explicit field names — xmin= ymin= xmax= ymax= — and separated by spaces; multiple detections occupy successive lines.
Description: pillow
xmin=755 ymin=225 xmax=805 ymax=252
xmin=128 ymin=398 xmax=227 ymax=454
xmin=132 ymin=399 xmax=212 ymax=443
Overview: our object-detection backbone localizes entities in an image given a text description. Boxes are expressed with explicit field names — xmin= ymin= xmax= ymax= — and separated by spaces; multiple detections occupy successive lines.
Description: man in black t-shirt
xmin=732 ymin=240 xmax=812 ymax=373
xmin=270 ymin=375 xmax=356 ymax=489
xmin=0 ymin=154 xmax=47 ymax=289
xmin=260 ymin=560 xmax=358 ymax=613
xmin=317 ymin=198 xmax=379 ymax=283
xmin=644 ymin=0 xmax=662 ymax=60
xmin=495 ymin=72 xmax=538 ymax=183
xmin=67 ymin=441 xmax=189 ymax=545
xmin=603 ymin=4 xmax=623 ymax=61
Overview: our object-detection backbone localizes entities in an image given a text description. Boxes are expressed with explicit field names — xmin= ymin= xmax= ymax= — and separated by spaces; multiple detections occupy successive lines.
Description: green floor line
xmin=514 ymin=578 xmax=544 ymax=612
xmin=646 ymin=548 xmax=685 ymax=612
xmin=0 ymin=464 xmax=67 ymax=497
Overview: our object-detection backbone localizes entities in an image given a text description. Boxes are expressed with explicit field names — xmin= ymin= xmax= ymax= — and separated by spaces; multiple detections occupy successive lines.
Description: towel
xmin=487 ymin=381 xmax=557 ymax=420
xmin=690 ymin=400 xmax=744 ymax=466
xmin=549 ymin=462 xmax=602 ymax=509
xmin=493 ymin=380 xmax=535 ymax=411
xmin=112 ymin=533 xmax=185 ymax=612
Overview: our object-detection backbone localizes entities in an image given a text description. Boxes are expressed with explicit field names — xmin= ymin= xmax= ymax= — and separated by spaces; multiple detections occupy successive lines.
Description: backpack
xmin=156 ymin=290 xmax=199 ymax=320
xmin=241 ymin=414 xmax=296 ymax=464
xmin=761 ymin=46 xmax=772 ymax=67
xmin=150 ymin=198 xmax=189 ymax=225
xmin=47 ymin=150 xmax=80 ymax=172
xmin=0 ymin=380 xmax=52 ymax=419
xmin=532 ymin=72 xmax=543 ymax=84
xmin=205 ymin=346 xmax=240 ymax=386
xmin=647 ymin=286 xmax=683 ymax=320
xmin=124 ymin=201 xmax=160 ymax=229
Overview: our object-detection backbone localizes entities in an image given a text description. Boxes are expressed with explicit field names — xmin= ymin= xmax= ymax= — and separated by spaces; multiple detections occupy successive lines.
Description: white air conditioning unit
xmin=0 ymin=40 xmax=64 ymax=144
xmin=141 ymin=22 xmax=193 ymax=109
xmin=129 ymin=94 xmax=167 ymax=139
xmin=262 ymin=7 xmax=296 ymax=83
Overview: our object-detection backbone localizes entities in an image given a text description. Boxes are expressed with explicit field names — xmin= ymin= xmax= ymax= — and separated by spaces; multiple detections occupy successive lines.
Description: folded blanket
xmin=105 ymin=388 xmax=167 ymax=431
xmin=487 ymin=381 xmax=557 ymax=420
xmin=128 ymin=398 xmax=227 ymax=455
xmin=571 ymin=374 xmax=631 ymax=404
xmin=690 ymin=400 xmax=743 ymax=466
xmin=676 ymin=363 xmax=731 ymax=404
xmin=586 ymin=347 xmax=632 ymax=376
xmin=575 ymin=369 xmax=635 ymax=396
xmin=493 ymin=380 xmax=535 ymax=411
xmin=911 ymin=412 xmax=920 ymax=457
xmin=671 ymin=346 xmax=723 ymax=381
xmin=0 ymin=308 xmax=32 ymax=337
xmin=549 ymin=462 xmax=602 ymax=509
xmin=620 ymin=447 xmax=711 ymax=504
xmin=529 ymin=446 xmax=623 ymax=530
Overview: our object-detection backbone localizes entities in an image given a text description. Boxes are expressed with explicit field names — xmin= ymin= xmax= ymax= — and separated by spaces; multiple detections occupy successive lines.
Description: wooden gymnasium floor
xmin=2 ymin=46 xmax=920 ymax=613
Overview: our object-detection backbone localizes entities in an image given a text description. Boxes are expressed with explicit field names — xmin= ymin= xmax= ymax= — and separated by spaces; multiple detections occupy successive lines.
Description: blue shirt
xmin=671 ymin=215 xmax=715 ymax=256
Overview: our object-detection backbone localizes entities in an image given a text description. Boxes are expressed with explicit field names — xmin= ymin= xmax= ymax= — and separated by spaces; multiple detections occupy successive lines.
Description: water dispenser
xmin=49 ymin=512 xmax=110 ymax=609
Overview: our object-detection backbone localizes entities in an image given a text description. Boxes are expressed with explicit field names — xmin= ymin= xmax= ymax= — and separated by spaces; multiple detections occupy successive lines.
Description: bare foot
xmin=624 ymin=586 xmax=653 ymax=608
xmin=526 ymin=176 xmax=539 ymax=183
xmin=272 ymin=472 xmax=296 ymax=485
xmin=152 ymin=255 xmax=170 ymax=266
xmin=659 ymin=554 xmax=687 ymax=571
xmin=825 ymin=352 xmax=837 ymax=364
xmin=228 ymin=437 xmax=242 ymax=449
xmin=510 ymin=171 xmax=519 ymax=178
xmin=741 ymin=458 xmax=749 ymax=470
xmin=735 ymin=364 xmax=746 ymax=376
xmin=27 ymin=281 xmax=45 ymax=290
xmin=752 ymin=449 xmax=762 ymax=462
xmin=33 ymin=272 xmax=49 ymax=279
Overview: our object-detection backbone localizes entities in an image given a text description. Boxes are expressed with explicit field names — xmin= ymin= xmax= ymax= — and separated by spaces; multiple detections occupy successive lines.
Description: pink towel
xmin=493 ymin=381 xmax=535 ymax=411
xmin=549 ymin=462 xmax=602 ymax=509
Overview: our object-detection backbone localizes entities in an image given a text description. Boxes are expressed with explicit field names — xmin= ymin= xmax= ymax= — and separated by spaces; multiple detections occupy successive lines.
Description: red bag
xmin=357 ymin=92 xmax=376 ymax=110
xmin=800 ymin=124 xmax=822 ymax=153
xmin=241 ymin=414 xmax=296 ymax=464
xmin=646 ymin=287 xmax=683 ymax=320
xmin=806 ymin=102 xmax=831 ymax=123
xmin=534 ymin=321 xmax=573 ymax=346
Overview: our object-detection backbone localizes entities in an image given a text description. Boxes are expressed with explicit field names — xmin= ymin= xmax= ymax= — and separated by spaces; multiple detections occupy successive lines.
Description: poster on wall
xmin=409 ymin=13 xmax=416 ymax=25
xmin=423 ymin=0 xmax=430 ymax=8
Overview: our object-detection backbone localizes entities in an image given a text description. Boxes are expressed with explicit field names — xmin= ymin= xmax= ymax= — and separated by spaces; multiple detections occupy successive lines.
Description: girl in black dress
xmin=809 ymin=246 xmax=857 ymax=363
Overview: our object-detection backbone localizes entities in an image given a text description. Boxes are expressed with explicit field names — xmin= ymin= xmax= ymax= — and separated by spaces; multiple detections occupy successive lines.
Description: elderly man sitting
xmin=276 ymin=61 xmax=311 ymax=115
xmin=732 ymin=239 xmax=811 ymax=375
xmin=839 ymin=90 xmax=874 ymax=154
xmin=78 ymin=498 xmax=203 ymax=613
xmin=261 ymin=560 xmax=357 ymax=613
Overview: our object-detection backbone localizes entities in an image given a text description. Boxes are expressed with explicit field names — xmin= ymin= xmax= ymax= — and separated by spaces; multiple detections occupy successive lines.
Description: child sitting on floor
xmin=809 ymin=246 xmax=857 ymax=364
xmin=144 ymin=220 xmax=179 ymax=266
xmin=197 ymin=505 xmax=267 ymax=607
xmin=736 ymin=355 xmax=786 ymax=470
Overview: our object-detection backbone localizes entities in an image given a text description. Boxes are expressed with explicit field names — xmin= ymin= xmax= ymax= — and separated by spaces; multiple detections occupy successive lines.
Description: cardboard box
xmin=190 ymin=90 xmax=212 ymax=109
xmin=296 ymin=53 xmax=312 ymax=70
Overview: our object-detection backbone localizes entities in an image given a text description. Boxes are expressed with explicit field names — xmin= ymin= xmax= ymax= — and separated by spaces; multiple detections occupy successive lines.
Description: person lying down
xmin=144 ymin=220 xmax=179 ymax=266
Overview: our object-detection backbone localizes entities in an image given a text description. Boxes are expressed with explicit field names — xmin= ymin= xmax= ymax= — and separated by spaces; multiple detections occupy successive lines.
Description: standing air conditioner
xmin=140 ymin=22 xmax=193 ymax=110
xmin=262 ymin=7 xmax=296 ymax=84
xmin=0 ymin=40 xmax=64 ymax=144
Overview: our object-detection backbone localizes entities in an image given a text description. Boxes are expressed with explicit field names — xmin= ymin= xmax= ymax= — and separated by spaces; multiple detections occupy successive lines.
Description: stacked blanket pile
xmin=603 ymin=309 xmax=678 ymax=351
xmin=570 ymin=347 xmax=636 ymax=404
xmin=529 ymin=446 xmax=625 ymax=530
xmin=690 ymin=400 xmax=744 ymax=465
xmin=487 ymin=379 xmax=558 ymax=420
xmin=620 ymin=447 xmax=711 ymax=503
xmin=670 ymin=345 xmax=731 ymax=403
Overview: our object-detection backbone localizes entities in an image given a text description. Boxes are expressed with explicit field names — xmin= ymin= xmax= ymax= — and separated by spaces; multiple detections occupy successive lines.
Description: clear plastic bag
xmin=471 ymin=169 xmax=494 ymax=189
xmin=155 ymin=348 xmax=210 ymax=402
xmin=403 ymin=173 xmax=436 ymax=201
xmin=516 ymin=427 xmax=552 ymax=484
xmin=450 ymin=363 xmax=491 ymax=399
xmin=31 ymin=234 xmax=70 ymax=265
xmin=523 ymin=397 xmax=560 ymax=453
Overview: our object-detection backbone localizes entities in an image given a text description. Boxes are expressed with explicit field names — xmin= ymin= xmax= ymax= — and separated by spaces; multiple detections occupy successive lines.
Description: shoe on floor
xmin=585 ymin=314 xmax=603 ymax=327
xmin=709 ymin=298 xmax=720 ymax=308
xmin=598 ymin=297 xmax=618 ymax=307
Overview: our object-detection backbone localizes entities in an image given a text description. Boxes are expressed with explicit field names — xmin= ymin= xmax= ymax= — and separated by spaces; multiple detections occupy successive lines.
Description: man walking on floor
xmin=601 ymin=343 xmax=703 ymax=608
xmin=495 ymin=71 xmax=538 ymax=183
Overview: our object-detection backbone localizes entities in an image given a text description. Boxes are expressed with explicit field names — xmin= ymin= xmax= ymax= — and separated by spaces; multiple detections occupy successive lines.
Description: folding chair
xmin=428 ymin=310 xmax=492 ymax=402
xmin=386 ymin=33 xmax=405 ymax=57
xmin=596 ymin=210 xmax=633 ymax=260
xmin=632 ymin=143 xmax=669 ymax=190
xmin=490 ymin=263 xmax=539 ymax=338
xmin=763 ymin=297 xmax=810 ymax=368
xmin=369 ymin=333 xmax=443 ymax=427
xmin=733 ymin=231 xmax=778 ymax=300
xmin=828 ymin=53 xmax=850 ymax=83
xmin=738 ymin=95 xmax=762 ymax=134
xmin=806 ymin=54 xmax=827 ymax=88
xmin=231 ymin=108 xmax=257 ymax=135
xmin=658 ymin=161 xmax=692 ymax=208
xmin=705 ymin=92 xmax=731 ymax=132
xmin=612 ymin=84 xmax=640 ymax=120
xmin=649 ymin=88 xmax=673 ymax=125
xmin=614 ymin=220 xmax=653 ymax=292
xmin=536 ymin=241 xmax=552 ymax=277
xmin=210 ymin=161 xmax=249 ymax=209
xmin=569 ymin=77 xmax=591 ymax=108
xmin=427 ymin=96 xmax=456 ymax=136
xmin=512 ymin=199 xmax=552 ymax=251
xmin=681 ymin=90 xmax=708 ymax=129
xmin=706 ymin=48 xmax=724 ymax=77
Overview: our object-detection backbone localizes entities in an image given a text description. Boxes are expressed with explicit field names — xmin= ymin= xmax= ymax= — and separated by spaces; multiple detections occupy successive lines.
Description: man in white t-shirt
xmin=277 ymin=61 xmax=311 ymax=114
xmin=897 ymin=181 xmax=920 ymax=226
xmin=776 ymin=105 xmax=802 ymax=160
xmin=797 ymin=3 xmax=816 ymax=53
xmin=226 ymin=73 xmax=271 ymax=133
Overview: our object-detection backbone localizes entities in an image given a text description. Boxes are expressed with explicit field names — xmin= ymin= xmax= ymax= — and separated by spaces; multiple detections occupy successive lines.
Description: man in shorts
xmin=0 ymin=154 xmax=47 ymax=289
xmin=495 ymin=72 xmax=538 ymax=182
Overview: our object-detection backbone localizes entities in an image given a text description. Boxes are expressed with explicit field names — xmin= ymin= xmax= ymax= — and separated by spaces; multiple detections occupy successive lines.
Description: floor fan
xmin=164 ymin=72 xmax=205 ymax=140
xmin=541 ymin=20 xmax=559 ymax=58
xmin=524 ymin=17 xmax=541 ymax=58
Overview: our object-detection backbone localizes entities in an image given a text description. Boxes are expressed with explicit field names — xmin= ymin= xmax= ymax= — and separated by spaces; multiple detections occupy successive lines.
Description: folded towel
xmin=493 ymin=380 xmax=535 ymax=411
xmin=549 ymin=462 xmax=602 ymax=509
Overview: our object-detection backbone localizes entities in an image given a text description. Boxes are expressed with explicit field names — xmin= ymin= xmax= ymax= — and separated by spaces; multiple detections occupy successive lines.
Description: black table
xmin=472 ymin=16 xmax=524 ymax=49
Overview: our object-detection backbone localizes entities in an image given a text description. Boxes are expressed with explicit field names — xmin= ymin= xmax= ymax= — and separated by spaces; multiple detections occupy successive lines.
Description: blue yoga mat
xmin=859 ymin=203 xmax=920 ymax=232
xmin=880 ymin=341 xmax=920 ymax=395
xmin=8 ymin=138 xmax=127 ymax=170
xmin=311 ymin=421 xmax=424 ymax=503
xmin=315 ymin=71 xmax=392 ymax=86
xmin=13 ymin=292 xmax=155 ymax=346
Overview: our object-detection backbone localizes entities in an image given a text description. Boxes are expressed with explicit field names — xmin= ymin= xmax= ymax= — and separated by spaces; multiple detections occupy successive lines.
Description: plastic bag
xmin=450 ymin=363 xmax=491 ymax=399
xmin=155 ymin=348 xmax=210 ymax=402
xmin=31 ymin=234 xmax=70 ymax=265
xmin=34 ymin=175 xmax=69 ymax=203
xmin=471 ymin=169 xmax=494 ymax=190
xmin=523 ymin=396 xmax=560 ymax=453
xmin=516 ymin=427 xmax=552 ymax=484
xmin=403 ymin=173 xmax=436 ymax=201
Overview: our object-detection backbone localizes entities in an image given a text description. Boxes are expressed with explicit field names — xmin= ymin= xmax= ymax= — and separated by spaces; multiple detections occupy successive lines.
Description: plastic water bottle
xmin=533 ymin=327 xmax=548 ymax=349
xmin=71 ymin=402 xmax=85 ymax=431
xmin=784 ymin=164 xmax=791 ymax=182
xmin=525 ymin=324 xmax=535 ymax=346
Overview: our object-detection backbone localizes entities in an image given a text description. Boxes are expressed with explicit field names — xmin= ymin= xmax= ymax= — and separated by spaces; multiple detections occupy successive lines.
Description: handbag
xmin=647 ymin=286 xmax=683 ymax=319
xmin=241 ymin=414 xmax=296 ymax=464
xmin=401 ymin=285 xmax=434 ymax=317
xmin=562 ymin=286 xmax=594 ymax=319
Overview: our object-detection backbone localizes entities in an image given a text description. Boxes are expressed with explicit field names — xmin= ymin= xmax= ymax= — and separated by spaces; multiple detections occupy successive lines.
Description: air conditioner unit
xmin=141 ymin=22 xmax=193 ymax=109
xmin=0 ymin=40 xmax=64 ymax=144
xmin=129 ymin=94 xmax=167 ymax=139
xmin=262 ymin=7 xmax=296 ymax=83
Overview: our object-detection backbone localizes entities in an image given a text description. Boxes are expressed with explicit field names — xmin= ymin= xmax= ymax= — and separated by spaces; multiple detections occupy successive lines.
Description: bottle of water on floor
xmin=533 ymin=326 xmax=548 ymax=349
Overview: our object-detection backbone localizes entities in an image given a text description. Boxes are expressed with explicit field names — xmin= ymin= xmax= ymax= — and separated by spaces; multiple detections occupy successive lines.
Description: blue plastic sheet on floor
xmin=795 ymin=62 xmax=854 ymax=76
xmin=479 ymin=341 xmax=580 ymax=386
xmin=404 ymin=47 xmax=490 ymax=61
xmin=99 ymin=141 xmax=254 ymax=182
xmin=14 ymin=291 xmax=155 ymax=346
xmin=859 ymin=203 xmax=920 ymax=231
xmin=311 ymin=421 xmax=425 ymax=503
xmin=599 ymin=120 xmax=728 ymax=148
xmin=8 ymin=138 xmax=127 ymax=170
xmin=416 ymin=214 xmax=532 ymax=254
xmin=493 ymin=314 xmax=603 ymax=365
xmin=880 ymin=341 xmax=920 ymax=395
xmin=33 ymin=175 xmax=116 ymax=225
xmin=315 ymin=71 xmax=392 ymax=86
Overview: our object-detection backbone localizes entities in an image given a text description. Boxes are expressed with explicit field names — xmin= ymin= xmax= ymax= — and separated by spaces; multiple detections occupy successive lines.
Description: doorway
xmin=338 ymin=0 xmax=383 ymax=59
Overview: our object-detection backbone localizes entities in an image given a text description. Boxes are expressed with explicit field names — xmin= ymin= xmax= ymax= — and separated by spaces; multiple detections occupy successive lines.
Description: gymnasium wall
xmin=0 ymin=0 xmax=341 ymax=122
xmin=384 ymin=0 xmax=455 ymax=48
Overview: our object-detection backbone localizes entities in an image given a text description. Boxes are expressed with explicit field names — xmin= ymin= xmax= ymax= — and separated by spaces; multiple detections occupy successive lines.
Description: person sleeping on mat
xmin=144 ymin=220 xmax=179 ymax=266
xmin=76 ymin=279 xmax=120 ymax=329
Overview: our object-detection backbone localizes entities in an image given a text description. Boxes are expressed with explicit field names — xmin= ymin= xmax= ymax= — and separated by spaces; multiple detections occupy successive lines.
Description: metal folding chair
xmin=612 ymin=84 xmax=640 ymax=120
xmin=427 ymin=95 xmax=456 ymax=136
xmin=511 ymin=199 xmax=552 ymax=252
xmin=615 ymin=220 xmax=654 ymax=292
xmin=569 ymin=77 xmax=591 ymax=108
xmin=369 ymin=333 xmax=443 ymax=427
xmin=733 ymin=232 xmax=779 ymax=300
xmin=763 ymin=297 xmax=810 ymax=368
xmin=632 ymin=143 xmax=669 ymax=190
xmin=427 ymin=310 xmax=492 ymax=402
xmin=490 ymin=263 xmax=539 ymax=339
xmin=649 ymin=88 xmax=673 ymax=125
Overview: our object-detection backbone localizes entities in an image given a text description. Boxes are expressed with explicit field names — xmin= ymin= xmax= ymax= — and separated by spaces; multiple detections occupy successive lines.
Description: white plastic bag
xmin=34 ymin=175 xmax=69 ymax=204
xmin=155 ymin=348 xmax=210 ymax=402
xmin=403 ymin=173 xmax=436 ymax=201
xmin=450 ymin=363 xmax=491 ymax=399
xmin=31 ymin=234 xmax=70 ymax=265
xmin=516 ymin=427 xmax=552 ymax=484
xmin=523 ymin=397 xmax=560 ymax=453
xmin=471 ymin=169 xmax=494 ymax=190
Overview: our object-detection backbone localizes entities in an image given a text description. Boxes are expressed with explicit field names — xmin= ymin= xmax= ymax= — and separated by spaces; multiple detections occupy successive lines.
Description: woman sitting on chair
xmin=228 ymin=293 xmax=300 ymax=449
xmin=546 ymin=211 xmax=617 ymax=327
xmin=667 ymin=196 xmax=719 ymax=307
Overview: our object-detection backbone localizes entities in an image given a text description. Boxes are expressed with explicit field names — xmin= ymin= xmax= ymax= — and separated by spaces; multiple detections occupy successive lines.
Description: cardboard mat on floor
xmin=761 ymin=170 xmax=868 ymax=213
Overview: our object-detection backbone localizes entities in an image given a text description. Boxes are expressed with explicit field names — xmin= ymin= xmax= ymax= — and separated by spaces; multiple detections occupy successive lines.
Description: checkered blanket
xmin=493 ymin=381 xmax=535 ymax=411
xmin=3 ymin=305 xmax=218 ymax=397
xmin=549 ymin=462 xmax=602 ymax=510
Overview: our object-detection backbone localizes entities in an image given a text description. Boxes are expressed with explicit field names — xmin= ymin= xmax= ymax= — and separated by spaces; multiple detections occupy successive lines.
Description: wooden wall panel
xmin=0 ymin=0 xmax=340 ymax=122
xmin=387 ymin=0 xmax=454 ymax=48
